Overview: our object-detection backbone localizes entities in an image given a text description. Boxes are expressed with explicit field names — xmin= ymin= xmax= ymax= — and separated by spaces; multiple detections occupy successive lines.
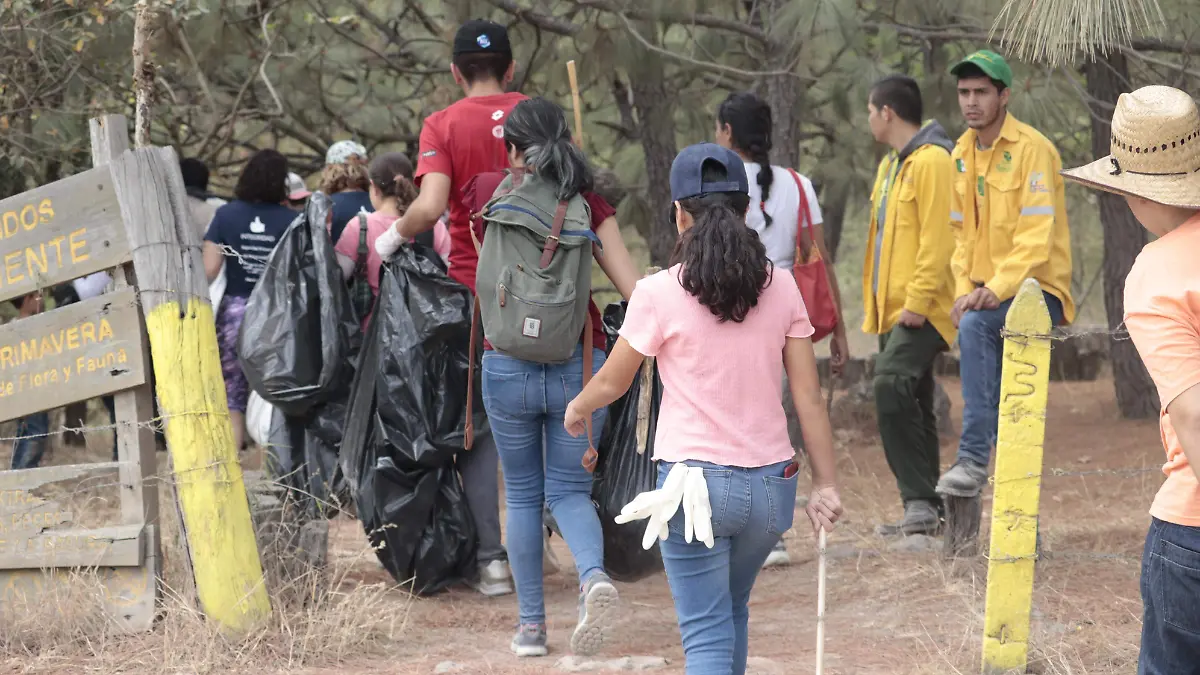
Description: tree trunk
xmin=817 ymin=178 xmax=850 ymax=261
xmin=627 ymin=43 xmax=678 ymax=267
xmin=1084 ymin=54 xmax=1159 ymax=418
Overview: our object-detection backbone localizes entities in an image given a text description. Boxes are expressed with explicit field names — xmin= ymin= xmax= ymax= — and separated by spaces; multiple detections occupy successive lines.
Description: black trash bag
xmin=590 ymin=302 xmax=664 ymax=583
xmin=372 ymin=242 xmax=481 ymax=468
xmin=239 ymin=193 xmax=361 ymax=417
xmin=303 ymin=399 xmax=352 ymax=516
xmin=341 ymin=243 xmax=480 ymax=593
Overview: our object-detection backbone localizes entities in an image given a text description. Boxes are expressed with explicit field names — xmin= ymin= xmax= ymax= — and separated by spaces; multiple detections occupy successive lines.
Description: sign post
xmin=0 ymin=115 xmax=269 ymax=633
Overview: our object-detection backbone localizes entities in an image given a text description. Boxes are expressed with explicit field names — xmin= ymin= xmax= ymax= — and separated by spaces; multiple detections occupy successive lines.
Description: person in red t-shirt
xmin=373 ymin=19 xmax=521 ymax=600
xmin=377 ymin=19 xmax=526 ymax=292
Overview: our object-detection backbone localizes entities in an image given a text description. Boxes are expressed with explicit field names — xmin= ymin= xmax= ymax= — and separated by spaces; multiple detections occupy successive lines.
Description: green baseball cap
xmin=950 ymin=50 xmax=1013 ymax=88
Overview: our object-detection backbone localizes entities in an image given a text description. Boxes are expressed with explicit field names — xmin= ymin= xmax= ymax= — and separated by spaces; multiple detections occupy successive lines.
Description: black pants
xmin=1140 ymin=517 xmax=1200 ymax=674
xmin=873 ymin=323 xmax=946 ymax=503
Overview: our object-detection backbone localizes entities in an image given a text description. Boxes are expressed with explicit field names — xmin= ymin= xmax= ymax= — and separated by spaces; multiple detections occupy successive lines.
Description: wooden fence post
xmin=102 ymin=117 xmax=271 ymax=632
xmin=981 ymin=278 xmax=1052 ymax=674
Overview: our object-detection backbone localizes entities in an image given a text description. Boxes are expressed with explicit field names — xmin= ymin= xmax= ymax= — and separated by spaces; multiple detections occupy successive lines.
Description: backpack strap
xmin=539 ymin=201 xmax=569 ymax=268
xmin=580 ymin=312 xmax=597 ymax=472
xmin=355 ymin=213 xmax=369 ymax=275
xmin=464 ymin=296 xmax=482 ymax=450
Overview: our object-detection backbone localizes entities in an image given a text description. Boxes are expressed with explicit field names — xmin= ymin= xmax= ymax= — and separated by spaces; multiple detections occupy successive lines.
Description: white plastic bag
xmin=246 ymin=391 xmax=274 ymax=448
xmin=209 ymin=263 xmax=227 ymax=309
xmin=72 ymin=271 xmax=112 ymax=301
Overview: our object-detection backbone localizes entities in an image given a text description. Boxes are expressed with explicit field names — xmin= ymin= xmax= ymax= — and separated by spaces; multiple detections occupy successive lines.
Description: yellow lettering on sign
xmin=68 ymin=227 xmax=88 ymax=264
xmin=18 ymin=339 xmax=35 ymax=363
xmin=38 ymin=199 xmax=53 ymax=224
xmin=47 ymin=236 xmax=65 ymax=267
xmin=25 ymin=244 xmax=47 ymax=277
xmin=65 ymin=327 xmax=79 ymax=351
xmin=1 ymin=211 xmax=17 ymax=238
xmin=98 ymin=319 xmax=113 ymax=341
xmin=81 ymin=322 xmax=95 ymax=343
xmin=4 ymin=250 xmax=23 ymax=284
xmin=0 ymin=346 xmax=12 ymax=369
xmin=19 ymin=205 xmax=37 ymax=232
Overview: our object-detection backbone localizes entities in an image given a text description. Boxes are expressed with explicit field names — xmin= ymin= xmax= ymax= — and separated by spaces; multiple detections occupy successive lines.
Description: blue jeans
xmin=1140 ymin=517 xmax=1200 ymax=674
xmin=657 ymin=459 xmax=797 ymax=675
xmin=482 ymin=345 xmax=609 ymax=625
xmin=956 ymin=291 xmax=1064 ymax=466
xmin=11 ymin=412 xmax=49 ymax=470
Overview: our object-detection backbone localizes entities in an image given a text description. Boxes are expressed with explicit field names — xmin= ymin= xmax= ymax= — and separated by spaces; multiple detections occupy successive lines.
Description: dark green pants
xmin=874 ymin=323 xmax=947 ymax=503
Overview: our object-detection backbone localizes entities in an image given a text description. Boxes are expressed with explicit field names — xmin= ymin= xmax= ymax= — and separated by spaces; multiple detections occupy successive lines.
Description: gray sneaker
xmin=570 ymin=573 xmax=619 ymax=656
xmin=511 ymin=623 xmax=548 ymax=657
xmin=762 ymin=540 xmax=791 ymax=568
xmin=936 ymin=460 xmax=989 ymax=497
xmin=875 ymin=500 xmax=941 ymax=537
xmin=474 ymin=559 xmax=515 ymax=597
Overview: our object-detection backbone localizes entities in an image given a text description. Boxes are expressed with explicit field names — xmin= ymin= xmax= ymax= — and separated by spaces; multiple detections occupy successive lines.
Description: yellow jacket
xmin=950 ymin=113 xmax=1075 ymax=323
xmin=862 ymin=121 xmax=958 ymax=345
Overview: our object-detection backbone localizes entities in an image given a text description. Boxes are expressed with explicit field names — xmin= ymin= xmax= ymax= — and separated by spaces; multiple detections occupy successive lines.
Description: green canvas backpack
xmin=474 ymin=170 xmax=597 ymax=363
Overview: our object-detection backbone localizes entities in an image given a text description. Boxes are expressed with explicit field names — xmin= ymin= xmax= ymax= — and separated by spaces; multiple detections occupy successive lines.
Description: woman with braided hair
xmin=715 ymin=91 xmax=849 ymax=568
xmin=334 ymin=151 xmax=450 ymax=320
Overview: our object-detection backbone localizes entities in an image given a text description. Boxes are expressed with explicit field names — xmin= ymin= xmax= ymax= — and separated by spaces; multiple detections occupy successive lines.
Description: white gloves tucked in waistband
xmin=615 ymin=462 xmax=714 ymax=550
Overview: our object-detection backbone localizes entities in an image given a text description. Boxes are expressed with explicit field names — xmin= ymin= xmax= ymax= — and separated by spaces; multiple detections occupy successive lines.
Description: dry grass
xmin=0 ymin=407 xmax=413 ymax=675
xmin=0 ymin=379 xmax=1164 ymax=674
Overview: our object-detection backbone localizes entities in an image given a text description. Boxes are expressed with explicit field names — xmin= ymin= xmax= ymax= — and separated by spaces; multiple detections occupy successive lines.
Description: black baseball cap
xmin=453 ymin=19 xmax=512 ymax=57
xmin=670 ymin=143 xmax=749 ymax=202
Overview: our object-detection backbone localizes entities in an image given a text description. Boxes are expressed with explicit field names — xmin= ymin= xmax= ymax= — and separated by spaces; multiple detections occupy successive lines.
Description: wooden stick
xmin=634 ymin=266 xmax=661 ymax=454
xmin=816 ymin=527 xmax=827 ymax=675
xmin=566 ymin=60 xmax=584 ymax=150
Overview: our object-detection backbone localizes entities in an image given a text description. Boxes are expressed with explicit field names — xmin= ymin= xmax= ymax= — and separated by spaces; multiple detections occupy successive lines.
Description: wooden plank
xmin=981 ymin=278 xmax=1052 ymax=674
xmin=0 ymin=523 xmax=143 ymax=570
xmin=109 ymin=146 xmax=270 ymax=631
xmin=0 ymin=461 xmax=122 ymax=491
xmin=89 ymin=116 xmax=160 ymax=536
xmin=0 ymin=524 xmax=154 ymax=630
xmin=0 ymin=289 xmax=146 ymax=423
xmin=0 ymin=166 xmax=130 ymax=304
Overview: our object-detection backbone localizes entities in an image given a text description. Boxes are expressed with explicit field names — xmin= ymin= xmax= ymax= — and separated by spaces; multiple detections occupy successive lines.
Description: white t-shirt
xmin=743 ymin=162 xmax=823 ymax=270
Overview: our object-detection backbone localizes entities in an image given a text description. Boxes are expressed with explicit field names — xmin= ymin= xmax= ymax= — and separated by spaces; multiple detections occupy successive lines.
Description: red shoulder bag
xmin=787 ymin=169 xmax=838 ymax=342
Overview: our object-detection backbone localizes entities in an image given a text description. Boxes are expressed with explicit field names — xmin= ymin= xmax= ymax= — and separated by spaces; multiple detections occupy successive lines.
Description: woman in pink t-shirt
xmin=565 ymin=143 xmax=842 ymax=675
xmin=334 ymin=152 xmax=450 ymax=324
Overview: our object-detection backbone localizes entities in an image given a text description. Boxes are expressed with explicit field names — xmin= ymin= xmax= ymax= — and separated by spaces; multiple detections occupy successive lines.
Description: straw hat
xmin=1061 ymin=85 xmax=1200 ymax=209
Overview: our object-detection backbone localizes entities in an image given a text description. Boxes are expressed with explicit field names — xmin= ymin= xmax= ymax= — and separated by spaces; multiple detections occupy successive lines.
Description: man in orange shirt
xmin=1062 ymin=85 xmax=1200 ymax=674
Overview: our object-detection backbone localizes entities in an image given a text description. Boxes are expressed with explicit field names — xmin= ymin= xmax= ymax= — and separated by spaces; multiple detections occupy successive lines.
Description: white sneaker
xmin=474 ymin=559 xmax=515 ymax=597
xmin=762 ymin=540 xmax=791 ymax=568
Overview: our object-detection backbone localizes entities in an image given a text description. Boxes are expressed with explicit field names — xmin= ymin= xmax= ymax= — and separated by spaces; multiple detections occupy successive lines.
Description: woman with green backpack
xmin=474 ymin=97 xmax=639 ymax=658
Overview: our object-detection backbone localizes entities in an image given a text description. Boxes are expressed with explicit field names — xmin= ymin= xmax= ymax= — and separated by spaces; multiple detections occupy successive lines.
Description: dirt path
xmin=305 ymin=378 xmax=1157 ymax=675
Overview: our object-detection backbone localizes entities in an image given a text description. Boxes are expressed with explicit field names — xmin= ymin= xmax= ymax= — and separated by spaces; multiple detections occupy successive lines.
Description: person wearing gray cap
xmin=566 ymin=143 xmax=842 ymax=674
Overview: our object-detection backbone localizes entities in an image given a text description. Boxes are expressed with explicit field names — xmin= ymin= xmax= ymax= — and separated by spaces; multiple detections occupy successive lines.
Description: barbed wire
xmin=1000 ymin=323 xmax=1131 ymax=343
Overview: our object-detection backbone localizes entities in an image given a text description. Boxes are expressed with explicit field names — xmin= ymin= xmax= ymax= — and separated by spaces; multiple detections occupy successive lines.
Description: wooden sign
xmin=0 ymin=288 xmax=145 ymax=423
xmin=0 ymin=166 xmax=130 ymax=305
xmin=0 ymin=461 xmax=154 ymax=630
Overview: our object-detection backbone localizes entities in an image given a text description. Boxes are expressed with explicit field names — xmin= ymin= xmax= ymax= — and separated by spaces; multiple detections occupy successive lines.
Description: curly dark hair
xmin=717 ymin=92 xmax=775 ymax=227
xmin=234 ymin=149 xmax=288 ymax=204
xmin=671 ymin=159 xmax=771 ymax=323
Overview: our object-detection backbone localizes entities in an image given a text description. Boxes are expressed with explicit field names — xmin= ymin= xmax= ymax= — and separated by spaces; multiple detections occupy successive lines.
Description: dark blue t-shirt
xmin=330 ymin=191 xmax=374 ymax=243
xmin=204 ymin=200 xmax=297 ymax=298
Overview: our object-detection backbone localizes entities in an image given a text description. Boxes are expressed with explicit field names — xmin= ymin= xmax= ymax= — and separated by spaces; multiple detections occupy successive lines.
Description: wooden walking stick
xmin=816 ymin=527 xmax=827 ymax=675
xmin=566 ymin=60 xmax=584 ymax=150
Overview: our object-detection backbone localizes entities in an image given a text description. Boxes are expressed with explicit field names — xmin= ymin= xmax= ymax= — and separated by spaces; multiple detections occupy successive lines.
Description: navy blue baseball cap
xmin=669 ymin=143 xmax=749 ymax=202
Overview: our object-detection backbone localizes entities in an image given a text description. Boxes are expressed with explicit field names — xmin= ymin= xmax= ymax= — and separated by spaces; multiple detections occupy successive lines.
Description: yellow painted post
xmin=981 ymin=278 xmax=1052 ymax=674
xmin=98 ymin=116 xmax=271 ymax=632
